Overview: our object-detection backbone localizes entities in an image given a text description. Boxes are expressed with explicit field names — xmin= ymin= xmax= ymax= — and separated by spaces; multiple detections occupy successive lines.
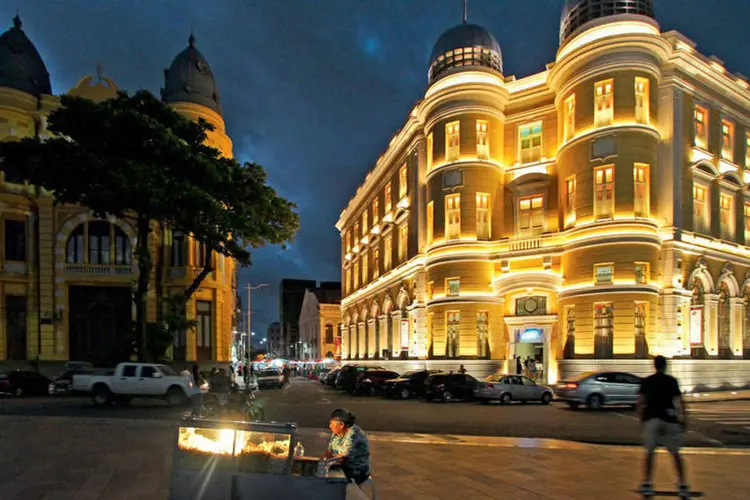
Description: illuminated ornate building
xmin=0 ymin=17 xmax=237 ymax=365
xmin=298 ymin=283 xmax=342 ymax=360
xmin=337 ymin=1 xmax=750 ymax=388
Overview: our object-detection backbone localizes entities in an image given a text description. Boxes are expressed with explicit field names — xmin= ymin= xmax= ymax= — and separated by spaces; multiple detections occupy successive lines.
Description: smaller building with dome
xmin=0 ymin=17 xmax=238 ymax=369
xmin=338 ymin=1 xmax=750 ymax=393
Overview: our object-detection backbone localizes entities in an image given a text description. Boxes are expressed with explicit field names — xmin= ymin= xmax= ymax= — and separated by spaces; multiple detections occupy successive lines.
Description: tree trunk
xmin=134 ymin=216 xmax=152 ymax=362
xmin=184 ymin=246 xmax=214 ymax=300
xmin=154 ymin=222 xmax=164 ymax=324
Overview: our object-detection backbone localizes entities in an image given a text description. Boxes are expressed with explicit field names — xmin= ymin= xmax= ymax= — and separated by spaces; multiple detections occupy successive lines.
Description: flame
xmin=178 ymin=427 xmax=290 ymax=458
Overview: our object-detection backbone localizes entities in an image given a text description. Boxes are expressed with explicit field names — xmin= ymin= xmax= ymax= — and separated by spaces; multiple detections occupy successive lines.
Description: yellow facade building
xmin=299 ymin=285 xmax=343 ymax=360
xmin=0 ymin=17 xmax=237 ymax=366
xmin=337 ymin=1 xmax=750 ymax=389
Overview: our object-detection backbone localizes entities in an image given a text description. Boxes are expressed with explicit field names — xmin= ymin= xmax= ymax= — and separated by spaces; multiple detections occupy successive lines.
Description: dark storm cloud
xmin=5 ymin=0 xmax=748 ymax=337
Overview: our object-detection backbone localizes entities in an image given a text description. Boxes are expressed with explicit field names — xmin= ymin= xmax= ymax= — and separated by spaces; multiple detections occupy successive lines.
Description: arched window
xmin=66 ymin=225 xmax=84 ymax=263
xmin=324 ymin=324 xmax=334 ymax=344
xmin=718 ymin=283 xmax=731 ymax=359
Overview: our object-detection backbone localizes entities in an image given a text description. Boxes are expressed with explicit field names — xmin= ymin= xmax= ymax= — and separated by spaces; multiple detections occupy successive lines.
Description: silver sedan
xmin=473 ymin=374 xmax=553 ymax=404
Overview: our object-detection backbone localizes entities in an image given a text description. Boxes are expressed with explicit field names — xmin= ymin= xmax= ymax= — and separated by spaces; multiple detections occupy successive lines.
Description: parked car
xmin=554 ymin=371 xmax=642 ymax=410
xmin=0 ymin=370 xmax=53 ymax=397
xmin=49 ymin=362 xmax=97 ymax=396
xmin=336 ymin=365 xmax=385 ymax=393
xmin=354 ymin=370 xmax=400 ymax=396
xmin=424 ymin=373 xmax=477 ymax=402
xmin=383 ymin=370 xmax=439 ymax=399
xmin=256 ymin=369 xmax=284 ymax=389
xmin=323 ymin=366 xmax=341 ymax=387
xmin=474 ymin=374 xmax=553 ymax=404
xmin=71 ymin=362 xmax=198 ymax=406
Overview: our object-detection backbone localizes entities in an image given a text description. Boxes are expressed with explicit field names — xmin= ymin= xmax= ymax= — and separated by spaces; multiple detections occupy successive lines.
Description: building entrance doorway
xmin=69 ymin=286 xmax=132 ymax=364
xmin=513 ymin=328 xmax=544 ymax=379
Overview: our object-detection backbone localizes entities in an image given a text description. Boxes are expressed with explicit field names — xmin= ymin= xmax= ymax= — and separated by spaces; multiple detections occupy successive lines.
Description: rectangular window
xmin=427 ymin=132 xmax=433 ymax=171
xmin=353 ymin=222 xmax=360 ymax=242
xmin=633 ymin=163 xmax=649 ymax=217
xmin=353 ymin=261 xmax=359 ymax=290
xmin=564 ymin=306 xmax=575 ymax=359
xmin=399 ymin=223 xmax=408 ymax=261
xmin=196 ymin=300 xmax=213 ymax=360
xmin=594 ymin=79 xmax=614 ymax=127
xmin=594 ymin=303 xmax=614 ymax=358
xmin=446 ymin=121 xmax=460 ymax=162
xmin=345 ymin=267 xmax=351 ymax=294
xmin=372 ymin=198 xmax=379 ymax=225
xmin=4 ymin=219 xmax=26 ymax=262
xmin=399 ymin=164 xmax=408 ymax=199
xmin=426 ymin=201 xmax=434 ymax=245
xmin=446 ymin=311 xmax=460 ymax=359
xmin=384 ymin=234 xmax=392 ymax=271
xmin=372 ymin=247 xmax=379 ymax=279
xmin=476 ymin=120 xmax=489 ymax=159
xmin=694 ymin=105 xmax=708 ymax=149
xmin=722 ymin=119 xmax=735 ymax=162
xmin=565 ymin=176 xmax=576 ymax=225
xmin=594 ymin=263 xmax=614 ymax=285
xmin=476 ymin=192 xmax=490 ymax=240
xmin=476 ymin=311 xmax=489 ymax=359
xmin=634 ymin=262 xmax=649 ymax=285
xmin=172 ymin=231 xmax=186 ymax=266
xmin=635 ymin=302 xmax=648 ymax=358
xmin=362 ymin=211 xmax=368 ymax=234
xmin=361 ymin=251 xmax=368 ymax=284
xmin=446 ymin=278 xmax=460 ymax=297
xmin=384 ymin=183 xmax=392 ymax=213
xmin=519 ymin=122 xmax=543 ymax=164
xmin=564 ymin=94 xmax=576 ymax=142
xmin=5 ymin=295 xmax=26 ymax=360
xmin=445 ymin=193 xmax=461 ymax=240
xmin=634 ymin=77 xmax=649 ymax=125
xmin=594 ymin=165 xmax=615 ymax=219
xmin=345 ymin=231 xmax=351 ymax=253
xmin=720 ymin=193 xmax=734 ymax=239
xmin=693 ymin=183 xmax=708 ymax=233
xmin=518 ymin=195 xmax=544 ymax=235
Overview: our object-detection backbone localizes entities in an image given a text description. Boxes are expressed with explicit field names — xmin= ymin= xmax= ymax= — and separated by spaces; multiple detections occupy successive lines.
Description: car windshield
xmin=261 ymin=370 xmax=280 ymax=376
xmin=158 ymin=365 xmax=178 ymax=376
xmin=567 ymin=371 xmax=598 ymax=382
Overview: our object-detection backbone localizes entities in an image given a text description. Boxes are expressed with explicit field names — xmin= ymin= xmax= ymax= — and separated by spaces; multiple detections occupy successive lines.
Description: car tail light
xmin=562 ymin=383 xmax=578 ymax=389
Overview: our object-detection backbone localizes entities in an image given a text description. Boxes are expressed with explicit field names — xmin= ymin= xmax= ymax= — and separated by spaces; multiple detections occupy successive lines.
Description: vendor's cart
xmin=169 ymin=417 xmax=348 ymax=500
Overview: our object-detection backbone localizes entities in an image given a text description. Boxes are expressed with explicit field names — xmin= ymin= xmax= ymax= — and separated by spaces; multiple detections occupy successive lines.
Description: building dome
xmin=0 ymin=15 xmax=52 ymax=96
xmin=428 ymin=23 xmax=503 ymax=85
xmin=560 ymin=0 xmax=655 ymax=44
xmin=161 ymin=33 xmax=221 ymax=114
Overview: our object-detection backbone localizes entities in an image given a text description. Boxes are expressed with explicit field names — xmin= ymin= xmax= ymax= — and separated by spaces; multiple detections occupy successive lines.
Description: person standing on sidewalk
xmin=636 ymin=355 xmax=689 ymax=496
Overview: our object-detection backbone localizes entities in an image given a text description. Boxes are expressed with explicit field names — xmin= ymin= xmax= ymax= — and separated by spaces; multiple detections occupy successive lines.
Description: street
xmin=1 ymin=379 xmax=748 ymax=447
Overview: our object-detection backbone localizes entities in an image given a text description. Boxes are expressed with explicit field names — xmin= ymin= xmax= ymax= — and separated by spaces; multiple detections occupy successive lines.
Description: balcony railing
xmin=64 ymin=264 xmax=132 ymax=275
xmin=509 ymin=237 xmax=543 ymax=252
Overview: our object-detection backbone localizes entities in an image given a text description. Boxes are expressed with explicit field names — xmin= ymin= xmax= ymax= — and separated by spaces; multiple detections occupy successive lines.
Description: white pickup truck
xmin=71 ymin=362 xmax=197 ymax=406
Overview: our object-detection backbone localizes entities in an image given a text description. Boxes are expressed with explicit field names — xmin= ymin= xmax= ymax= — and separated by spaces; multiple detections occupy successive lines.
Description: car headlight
xmin=361 ymin=378 xmax=371 ymax=383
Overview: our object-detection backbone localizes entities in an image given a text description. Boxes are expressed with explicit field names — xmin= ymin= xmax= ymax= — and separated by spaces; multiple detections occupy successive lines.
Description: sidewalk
xmin=685 ymin=388 xmax=750 ymax=403
xmin=0 ymin=415 xmax=747 ymax=499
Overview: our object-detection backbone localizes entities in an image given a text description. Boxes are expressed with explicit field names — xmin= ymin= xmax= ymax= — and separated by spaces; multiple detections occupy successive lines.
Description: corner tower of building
xmin=428 ymin=21 xmax=503 ymax=85
xmin=559 ymin=0 xmax=656 ymax=45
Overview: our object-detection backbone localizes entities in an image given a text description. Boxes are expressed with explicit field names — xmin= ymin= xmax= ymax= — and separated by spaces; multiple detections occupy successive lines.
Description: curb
xmin=685 ymin=395 xmax=750 ymax=404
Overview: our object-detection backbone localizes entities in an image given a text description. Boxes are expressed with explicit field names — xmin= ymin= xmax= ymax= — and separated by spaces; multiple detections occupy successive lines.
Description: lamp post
xmin=245 ymin=283 xmax=269 ymax=359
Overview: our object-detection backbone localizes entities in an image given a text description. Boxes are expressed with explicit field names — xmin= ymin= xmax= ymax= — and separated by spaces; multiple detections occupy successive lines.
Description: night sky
xmin=4 ymin=0 xmax=749 ymax=339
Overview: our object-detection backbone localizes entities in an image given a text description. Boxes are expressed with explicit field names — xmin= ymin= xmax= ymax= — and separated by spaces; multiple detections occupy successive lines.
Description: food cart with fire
xmin=169 ymin=417 xmax=349 ymax=499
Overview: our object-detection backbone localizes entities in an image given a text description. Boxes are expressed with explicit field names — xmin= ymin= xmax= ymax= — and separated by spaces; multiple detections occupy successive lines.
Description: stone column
xmin=378 ymin=315 xmax=388 ymax=358
xmin=358 ymin=322 xmax=366 ymax=359
xmin=349 ymin=325 xmax=356 ymax=359
xmin=704 ymin=293 xmax=719 ymax=355
xmin=730 ymin=297 xmax=744 ymax=356
xmin=367 ymin=319 xmax=377 ymax=358
xmin=391 ymin=312 xmax=401 ymax=357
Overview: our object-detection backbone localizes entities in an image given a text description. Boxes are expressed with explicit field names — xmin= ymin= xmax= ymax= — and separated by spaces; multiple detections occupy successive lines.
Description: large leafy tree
xmin=0 ymin=90 xmax=299 ymax=361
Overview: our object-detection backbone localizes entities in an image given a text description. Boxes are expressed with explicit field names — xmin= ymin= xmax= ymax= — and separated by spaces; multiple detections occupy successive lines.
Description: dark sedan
xmin=0 ymin=370 xmax=53 ymax=397
xmin=424 ymin=373 xmax=477 ymax=402
xmin=383 ymin=369 xmax=439 ymax=399
xmin=354 ymin=370 xmax=400 ymax=396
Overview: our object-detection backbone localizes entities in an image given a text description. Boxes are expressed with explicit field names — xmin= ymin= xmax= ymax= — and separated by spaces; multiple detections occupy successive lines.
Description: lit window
xmin=353 ymin=222 xmax=360 ymax=241
xmin=345 ymin=231 xmax=351 ymax=253
xmin=694 ymin=105 xmax=708 ymax=149
xmin=399 ymin=164 xmax=408 ymax=199
xmin=446 ymin=278 xmax=460 ymax=297
xmin=634 ymin=77 xmax=649 ymax=125
xmin=445 ymin=193 xmax=461 ymax=240
xmin=476 ymin=120 xmax=489 ymax=159
xmin=476 ymin=311 xmax=489 ymax=359
xmin=372 ymin=198 xmax=379 ymax=225
xmin=427 ymin=281 xmax=434 ymax=300
xmin=518 ymin=195 xmax=544 ymax=235
xmin=693 ymin=183 xmax=708 ymax=233
xmin=594 ymin=263 xmax=614 ymax=285
xmin=594 ymin=165 xmax=614 ymax=219
xmin=594 ymin=79 xmax=614 ymax=127
xmin=720 ymin=193 xmax=734 ymax=239
xmin=633 ymin=163 xmax=649 ymax=217
xmin=362 ymin=251 xmax=368 ymax=284
xmin=519 ymin=122 xmax=543 ymax=164
xmin=722 ymin=119 xmax=735 ymax=162
xmin=635 ymin=302 xmax=648 ymax=358
xmin=372 ymin=247 xmax=379 ymax=279
xmin=426 ymin=201 xmax=434 ymax=245
xmin=565 ymin=176 xmax=576 ymax=226
xmin=634 ymin=262 xmax=649 ymax=285
xmin=427 ymin=132 xmax=433 ymax=171
xmin=564 ymin=306 xmax=575 ymax=359
xmin=353 ymin=261 xmax=359 ymax=290
xmin=476 ymin=192 xmax=490 ymax=240
xmin=384 ymin=183 xmax=392 ymax=213
xmin=446 ymin=311 xmax=460 ymax=359
xmin=745 ymin=203 xmax=750 ymax=237
xmin=384 ymin=234 xmax=392 ymax=271
xmin=564 ymin=94 xmax=576 ymax=142
xmin=446 ymin=121 xmax=460 ymax=162
xmin=345 ymin=267 xmax=351 ymax=294
xmin=594 ymin=303 xmax=614 ymax=358
xmin=362 ymin=211 xmax=368 ymax=234
xmin=399 ymin=223 xmax=408 ymax=261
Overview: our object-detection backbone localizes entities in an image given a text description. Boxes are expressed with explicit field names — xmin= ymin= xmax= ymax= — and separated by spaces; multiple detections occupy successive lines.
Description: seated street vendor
xmin=323 ymin=409 xmax=371 ymax=486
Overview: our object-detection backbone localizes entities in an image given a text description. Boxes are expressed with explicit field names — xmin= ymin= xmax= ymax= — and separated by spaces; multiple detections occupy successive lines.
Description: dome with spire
xmin=560 ymin=0 xmax=656 ymax=44
xmin=0 ymin=15 xmax=52 ymax=96
xmin=428 ymin=22 xmax=503 ymax=85
xmin=161 ymin=33 xmax=221 ymax=114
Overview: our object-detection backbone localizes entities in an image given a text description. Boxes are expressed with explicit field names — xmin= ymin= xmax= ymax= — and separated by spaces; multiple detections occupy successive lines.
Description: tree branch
xmin=184 ymin=245 xmax=214 ymax=299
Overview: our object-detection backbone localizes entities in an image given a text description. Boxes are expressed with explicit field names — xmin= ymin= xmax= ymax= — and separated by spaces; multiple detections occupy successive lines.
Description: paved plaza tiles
xmin=0 ymin=415 xmax=747 ymax=499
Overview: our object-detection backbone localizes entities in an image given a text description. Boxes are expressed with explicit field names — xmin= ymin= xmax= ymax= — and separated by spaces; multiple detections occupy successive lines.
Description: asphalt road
xmin=1 ymin=379 xmax=748 ymax=447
